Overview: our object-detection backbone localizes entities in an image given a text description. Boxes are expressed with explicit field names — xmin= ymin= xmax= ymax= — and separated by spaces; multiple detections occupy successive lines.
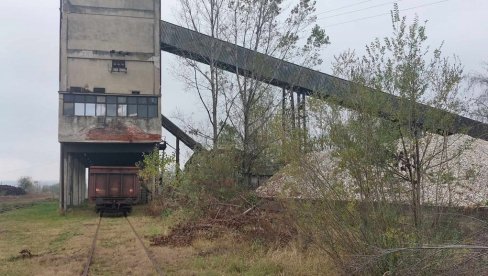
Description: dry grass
xmin=0 ymin=202 xmax=336 ymax=275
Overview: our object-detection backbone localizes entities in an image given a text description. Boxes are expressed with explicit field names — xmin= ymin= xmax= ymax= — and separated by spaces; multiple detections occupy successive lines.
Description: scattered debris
xmin=150 ymin=197 xmax=295 ymax=247
xmin=19 ymin=249 xmax=33 ymax=258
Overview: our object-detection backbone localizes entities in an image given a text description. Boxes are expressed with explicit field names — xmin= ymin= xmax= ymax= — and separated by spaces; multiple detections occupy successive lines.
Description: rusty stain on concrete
xmin=87 ymin=121 xmax=160 ymax=142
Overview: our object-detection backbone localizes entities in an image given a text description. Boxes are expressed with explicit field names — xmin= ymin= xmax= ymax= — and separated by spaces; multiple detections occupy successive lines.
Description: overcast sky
xmin=0 ymin=0 xmax=486 ymax=182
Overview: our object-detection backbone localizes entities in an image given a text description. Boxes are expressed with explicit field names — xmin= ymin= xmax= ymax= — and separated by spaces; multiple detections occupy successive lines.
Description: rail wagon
xmin=88 ymin=166 xmax=141 ymax=214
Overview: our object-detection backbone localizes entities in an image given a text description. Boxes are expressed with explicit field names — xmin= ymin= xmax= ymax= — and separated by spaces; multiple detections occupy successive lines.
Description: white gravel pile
xmin=256 ymin=134 xmax=488 ymax=206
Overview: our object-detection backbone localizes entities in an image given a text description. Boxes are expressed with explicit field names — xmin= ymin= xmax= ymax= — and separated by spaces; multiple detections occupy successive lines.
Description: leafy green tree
xmin=332 ymin=6 xmax=465 ymax=227
xmin=287 ymin=7 xmax=477 ymax=274
xmin=137 ymin=148 xmax=175 ymax=199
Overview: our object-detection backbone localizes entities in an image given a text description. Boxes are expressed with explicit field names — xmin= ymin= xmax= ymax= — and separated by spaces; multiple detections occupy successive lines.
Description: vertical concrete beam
xmin=82 ymin=165 xmax=86 ymax=202
xmin=68 ymin=154 xmax=74 ymax=207
xmin=59 ymin=144 xmax=65 ymax=211
xmin=63 ymin=151 xmax=69 ymax=210
xmin=73 ymin=157 xmax=79 ymax=206
xmin=79 ymin=161 xmax=86 ymax=205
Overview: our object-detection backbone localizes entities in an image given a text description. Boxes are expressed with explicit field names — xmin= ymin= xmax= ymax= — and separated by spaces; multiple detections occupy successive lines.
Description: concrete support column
xmin=59 ymin=144 xmax=65 ymax=211
xmin=68 ymin=154 xmax=74 ymax=207
xmin=73 ymin=157 xmax=79 ymax=206
xmin=63 ymin=151 xmax=69 ymax=210
xmin=81 ymin=164 xmax=86 ymax=203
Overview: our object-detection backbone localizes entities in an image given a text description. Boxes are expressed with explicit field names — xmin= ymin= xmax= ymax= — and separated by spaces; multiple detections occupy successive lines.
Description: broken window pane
xmin=128 ymin=105 xmax=137 ymax=117
xmin=96 ymin=104 xmax=106 ymax=116
xmin=118 ymin=104 xmax=127 ymax=117
xmin=107 ymin=104 xmax=117 ymax=117
xmin=85 ymin=103 xmax=96 ymax=116
xmin=138 ymin=105 xmax=148 ymax=118
xmin=64 ymin=103 xmax=74 ymax=116
xmin=75 ymin=103 xmax=85 ymax=116
xmin=148 ymin=105 xmax=157 ymax=118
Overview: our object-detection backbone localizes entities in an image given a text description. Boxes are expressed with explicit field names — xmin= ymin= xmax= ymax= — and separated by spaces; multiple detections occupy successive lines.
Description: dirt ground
xmin=0 ymin=201 xmax=333 ymax=275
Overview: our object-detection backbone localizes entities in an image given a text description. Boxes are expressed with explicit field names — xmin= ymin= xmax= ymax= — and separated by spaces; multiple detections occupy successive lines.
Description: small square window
xmin=86 ymin=95 xmax=96 ymax=103
xmin=96 ymin=104 xmax=106 ymax=116
xmin=148 ymin=97 xmax=158 ymax=105
xmin=75 ymin=95 xmax=85 ymax=103
xmin=107 ymin=104 xmax=117 ymax=117
xmin=107 ymin=96 xmax=117 ymax=104
xmin=138 ymin=105 xmax=148 ymax=118
xmin=64 ymin=103 xmax=74 ymax=116
xmin=117 ymin=97 xmax=127 ymax=104
xmin=138 ymin=97 xmax=148 ymax=104
xmin=75 ymin=103 xmax=85 ymax=116
xmin=128 ymin=97 xmax=138 ymax=104
xmin=64 ymin=94 xmax=74 ymax=103
xmin=111 ymin=60 xmax=127 ymax=72
xmin=118 ymin=104 xmax=127 ymax=117
xmin=128 ymin=105 xmax=138 ymax=117
xmin=148 ymin=105 xmax=158 ymax=118
xmin=70 ymin=87 xmax=83 ymax=93
xmin=85 ymin=103 xmax=96 ymax=116
xmin=93 ymin=87 xmax=106 ymax=94
xmin=97 ymin=96 xmax=106 ymax=103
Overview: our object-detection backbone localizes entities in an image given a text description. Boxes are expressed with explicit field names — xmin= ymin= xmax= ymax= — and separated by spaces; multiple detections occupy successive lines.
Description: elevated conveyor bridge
xmin=159 ymin=21 xmax=488 ymax=143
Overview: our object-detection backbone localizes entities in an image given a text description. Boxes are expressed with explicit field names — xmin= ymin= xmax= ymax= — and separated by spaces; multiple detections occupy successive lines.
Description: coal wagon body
xmin=88 ymin=166 xmax=142 ymax=214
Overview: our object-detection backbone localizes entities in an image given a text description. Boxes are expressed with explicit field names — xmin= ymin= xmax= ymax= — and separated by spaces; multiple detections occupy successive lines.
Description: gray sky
xmin=0 ymin=0 xmax=487 ymax=182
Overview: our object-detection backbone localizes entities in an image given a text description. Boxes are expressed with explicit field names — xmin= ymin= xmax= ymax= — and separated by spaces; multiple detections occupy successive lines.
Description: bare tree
xmin=177 ymin=0 xmax=329 ymax=185
xmin=225 ymin=0 xmax=328 ymax=186
xmin=177 ymin=0 xmax=234 ymax=149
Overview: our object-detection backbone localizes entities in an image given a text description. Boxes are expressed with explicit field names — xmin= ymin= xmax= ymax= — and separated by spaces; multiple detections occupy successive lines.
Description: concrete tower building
xmin=58 ymin=0 xmax=162 ymax=210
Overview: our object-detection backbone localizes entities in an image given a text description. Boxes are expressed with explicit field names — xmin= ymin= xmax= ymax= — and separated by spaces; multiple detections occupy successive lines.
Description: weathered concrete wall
xmin=59 ymin=0 xmax=161 ymax=143
xmin=58 ymin=112 xmax=161 ymax=143
xmin=58 ymin=0 xmax=161 ymax=208
xmin=67 ymin=59 xmax=156 ymax=94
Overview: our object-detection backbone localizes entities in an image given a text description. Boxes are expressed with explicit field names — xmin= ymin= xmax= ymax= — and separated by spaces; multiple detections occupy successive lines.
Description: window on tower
xmin=63 ymin=94 xmax=158 ymax=119
xmin=111 ymin=60 xmax=127 ymax=73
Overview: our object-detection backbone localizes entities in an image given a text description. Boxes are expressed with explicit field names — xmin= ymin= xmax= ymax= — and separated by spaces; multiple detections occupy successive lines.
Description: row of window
xmin=63 ymin=95 xmax=158 ymax=118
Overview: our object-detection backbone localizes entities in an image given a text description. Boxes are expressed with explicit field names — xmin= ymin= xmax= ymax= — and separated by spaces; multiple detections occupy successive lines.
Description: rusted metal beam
xmin=161 ymin=115 xmax=202 ymax=151
xmin=160 ymin=20 xmax=488 ymax=141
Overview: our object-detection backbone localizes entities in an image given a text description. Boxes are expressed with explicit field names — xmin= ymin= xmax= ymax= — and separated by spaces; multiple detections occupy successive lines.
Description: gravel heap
xmin=256 ymin=134 xmax=488 ymax=206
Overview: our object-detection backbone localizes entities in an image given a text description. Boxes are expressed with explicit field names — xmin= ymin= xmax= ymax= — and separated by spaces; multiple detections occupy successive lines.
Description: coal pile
xmin=0 ymin=185 xmax=26 ymax=196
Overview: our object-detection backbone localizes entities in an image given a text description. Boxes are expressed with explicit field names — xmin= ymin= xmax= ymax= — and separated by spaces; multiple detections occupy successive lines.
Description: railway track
xmin=82 ymin=214 xmax=163 ymax=276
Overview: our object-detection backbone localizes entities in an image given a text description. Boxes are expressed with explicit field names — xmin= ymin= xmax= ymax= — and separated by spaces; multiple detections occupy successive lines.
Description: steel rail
xmin=125 ymin=216 xmax=164 ymax=276
xmin=82 ymin=215 xmax=102 ymax=276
